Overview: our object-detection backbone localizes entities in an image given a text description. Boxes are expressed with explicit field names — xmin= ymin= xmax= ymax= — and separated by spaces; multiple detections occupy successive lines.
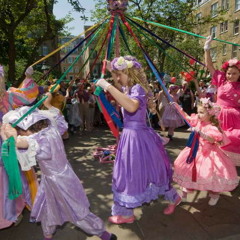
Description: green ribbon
xmin=132 ymin=16 xmax=240 ymax=47
xmin=1 ymin=136 xmax=22 ymax=200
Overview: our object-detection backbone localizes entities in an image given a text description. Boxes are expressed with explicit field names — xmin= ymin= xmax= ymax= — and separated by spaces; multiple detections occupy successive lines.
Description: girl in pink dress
xmin=173 ymin=98 xmax=239 ymax=206
xmin=204 ymin=36 xmax=240 ymax=165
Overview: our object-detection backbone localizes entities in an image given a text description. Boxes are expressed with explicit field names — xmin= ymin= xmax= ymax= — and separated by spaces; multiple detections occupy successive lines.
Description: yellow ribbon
xmin=31 ymin=17 xmax=109 ymax=67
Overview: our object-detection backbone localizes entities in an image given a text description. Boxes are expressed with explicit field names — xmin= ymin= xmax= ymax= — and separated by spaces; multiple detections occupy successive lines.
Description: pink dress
xmin=173 ymin=115 xmax=239 ymax=192
xmin=212 ymin=70 xmax=240 ymax=155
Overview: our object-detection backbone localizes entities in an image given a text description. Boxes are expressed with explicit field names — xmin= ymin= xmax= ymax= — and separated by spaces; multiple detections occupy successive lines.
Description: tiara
xmin=199 ymin=98 xmax=220 ymax=118
xmin=111 ymin=56 xmax=142 ymax=71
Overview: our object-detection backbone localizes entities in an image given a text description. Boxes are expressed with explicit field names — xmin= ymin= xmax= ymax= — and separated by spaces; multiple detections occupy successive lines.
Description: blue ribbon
xmin=186 ymin=131 xmax=199 ymax=164
xmin=98 ymin=91 xmax=123 ymax=128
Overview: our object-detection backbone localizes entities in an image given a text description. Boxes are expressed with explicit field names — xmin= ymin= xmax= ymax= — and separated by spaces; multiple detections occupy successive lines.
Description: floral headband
xmin=221 ymin=59 xmax=240 ymax=71
xmin=111 ymin=56 xmax=142 ymax=71
xmin=199 ymin=98 xmax=221 ymax=118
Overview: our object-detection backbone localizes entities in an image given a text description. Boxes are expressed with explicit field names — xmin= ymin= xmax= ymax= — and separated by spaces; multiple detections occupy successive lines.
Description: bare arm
xmin=0 ymin=123 xmax=29 ymax=148
xmin=204 ymin=50 xmax=216 ymax=76
xmin=204 ymin=36 xmax=216 ymax=75
xmin=107 ymin=85 xmax=139 ymax=113
xmin=192 ymin=78 xmax=202 ymax=98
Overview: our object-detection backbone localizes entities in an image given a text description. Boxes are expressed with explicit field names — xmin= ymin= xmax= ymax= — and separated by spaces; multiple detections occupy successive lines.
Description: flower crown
xmin=199 ymin=98 xmax=221 ymax=118
xmin=111 ymin=56 xmax=142 ymax=71
xmin=221 ymin=59 xmax=240 ymax=71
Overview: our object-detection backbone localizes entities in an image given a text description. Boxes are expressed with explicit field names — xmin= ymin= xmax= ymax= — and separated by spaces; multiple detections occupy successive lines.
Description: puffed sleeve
xmin=129 ymin=84 xmax=146 ymax=106
xmin=30 ymin=133 xmax=52 ymax=160
xmin=212 ymin=70 xmax=225 ymax=87
xmin=16 ymin=136 xmax=38 ymax=171
xmin=206 ymin=126 xmax=223 ymax=142
xmin=48 ymin=107 xmax=68 ymax=135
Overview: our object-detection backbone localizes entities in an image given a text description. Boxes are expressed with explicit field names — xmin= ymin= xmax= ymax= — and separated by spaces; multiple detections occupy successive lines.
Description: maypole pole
xmin=106 ymin=0 xmax=129 ymax=58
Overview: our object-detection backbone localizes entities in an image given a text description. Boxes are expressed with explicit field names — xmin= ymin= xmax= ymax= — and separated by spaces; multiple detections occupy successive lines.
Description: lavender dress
xmin=16 ymin=109 xmax=105 ymax=236
xmin=112 ymin=84 xmax=179 ymax=209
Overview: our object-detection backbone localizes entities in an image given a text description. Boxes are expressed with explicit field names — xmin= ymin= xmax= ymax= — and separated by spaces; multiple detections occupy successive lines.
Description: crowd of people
xmin=0 ymin=36 xmax=240 ymax=240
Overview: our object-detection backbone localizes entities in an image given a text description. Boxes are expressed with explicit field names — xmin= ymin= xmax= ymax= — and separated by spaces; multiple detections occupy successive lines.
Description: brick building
xmin=194 ymin=0 xmax=240 ymax=67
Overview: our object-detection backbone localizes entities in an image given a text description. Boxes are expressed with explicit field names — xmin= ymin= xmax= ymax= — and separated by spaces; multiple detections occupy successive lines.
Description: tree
xmin=91 ymin=0 xmax=198 ymax=74
xmin=0 ymin=0 xmax=85 ymax=86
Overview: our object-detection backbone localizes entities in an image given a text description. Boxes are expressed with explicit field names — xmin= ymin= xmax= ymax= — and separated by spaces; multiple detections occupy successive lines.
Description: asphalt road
xmin=1 ymin=126 xmax=240 ymax=240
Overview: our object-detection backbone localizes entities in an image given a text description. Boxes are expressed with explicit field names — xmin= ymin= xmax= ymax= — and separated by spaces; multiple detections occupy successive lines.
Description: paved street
xmin=1 ymin=126 xmax=240 ymax=240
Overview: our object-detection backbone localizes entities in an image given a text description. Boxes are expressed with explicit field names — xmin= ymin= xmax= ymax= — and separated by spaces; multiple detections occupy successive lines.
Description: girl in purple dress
xmin=1 ymin=93 xmax=117 ymax=240
xmin=204 ymin=36 xmax=240 ymax=165
xmin=162 ymin=84 xmax=185 ymax=140
xmin=96 ymin=56 xmax=181 ymax=224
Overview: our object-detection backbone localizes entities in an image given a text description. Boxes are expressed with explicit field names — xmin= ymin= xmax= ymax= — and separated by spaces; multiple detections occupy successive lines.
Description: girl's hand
xmin=204 ymin=35 xmax=213 ymax=51
xmin=1 ymin=123 xmax=17 ymax=140
xmin=96 ymin=78 xmax=111 ymax=91
xmin=43 ymin=92 xmax=53 ymax=109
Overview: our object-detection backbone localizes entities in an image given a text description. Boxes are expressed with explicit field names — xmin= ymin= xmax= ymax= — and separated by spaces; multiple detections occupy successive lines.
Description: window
xmin=42 ymin=46 xmax=48 ymax=56
xmin=232 ymin=45 xmax=238 ymax=58
xmin=220 ymin=21 xmax=228 ymax=33
xmin=196 ymin=13 xmax=202 ymax=22
xmin=222 ymin=44 xmax=227 ymax=55
xmin=210 ymin=47 xmax=217 ymax=61
xmin=236 ymin=0 xmax=240 ymax=11
xmin=74 ymin=67 xmax=79 ymax=73
xmin=210 ymin=26 xmax=217 ymax=38
xmin=68 ymin=57 xmax=73 ymax=63
xmin=234 ymin=20 xmax=239 ymax=34
xmin=211 ymin=3 xmax=218 ymax=17
xmin=222 ymin=0 xmax=229 ymax=10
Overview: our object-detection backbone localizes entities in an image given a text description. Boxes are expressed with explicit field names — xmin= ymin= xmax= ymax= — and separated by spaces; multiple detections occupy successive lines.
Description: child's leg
xmin=111 ymin=202 xmax=134 ymax=217
xmin=41 ymin=220 xmax=56 ymax=240
xmin=108 ymin=202 xmax=135 ymax=224
xmin=167 ymin=127 xmax=175 ymax=140
xmin=208 ymin=191 xmax=220 ymax=206
xmin=74 ymin=212 xmax=116 ymax=240
xmin=163 ymin=186 xmax=182 ymax=215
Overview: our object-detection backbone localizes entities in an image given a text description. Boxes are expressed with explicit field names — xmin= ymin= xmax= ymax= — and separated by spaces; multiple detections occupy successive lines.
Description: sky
xmin=53 ymin=0 xmax=97 ymax=36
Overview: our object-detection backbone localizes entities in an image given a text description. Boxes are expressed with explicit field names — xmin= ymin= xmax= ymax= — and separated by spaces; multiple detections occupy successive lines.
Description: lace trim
xmin=173 ymin=173 xmax=239 ymax=192
xmin=16 ymin=136 xmax=38 ymax=171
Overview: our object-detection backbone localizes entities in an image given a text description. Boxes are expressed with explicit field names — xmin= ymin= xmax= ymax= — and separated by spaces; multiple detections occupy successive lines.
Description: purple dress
xmin=112 ymin=84 xmax=179 ymax=209
xmin=13 ymin=108 xmax=105 ymax=236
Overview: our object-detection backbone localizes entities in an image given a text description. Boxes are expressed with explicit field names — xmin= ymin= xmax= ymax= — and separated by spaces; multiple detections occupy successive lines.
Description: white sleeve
xmin=16 ymin=136 xmax=38 ymax=171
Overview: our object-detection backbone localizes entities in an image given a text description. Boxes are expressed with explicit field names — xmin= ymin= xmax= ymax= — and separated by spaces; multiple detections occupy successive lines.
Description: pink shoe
xmin=108 ymin=215 xmax=135 ymax=224
xmin=163 ymin=196 xmax=181 ymax=215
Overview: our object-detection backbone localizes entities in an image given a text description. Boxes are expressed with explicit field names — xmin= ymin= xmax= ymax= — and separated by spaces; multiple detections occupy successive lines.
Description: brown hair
xmin=16 ymin=119 xmax=49 ymax=134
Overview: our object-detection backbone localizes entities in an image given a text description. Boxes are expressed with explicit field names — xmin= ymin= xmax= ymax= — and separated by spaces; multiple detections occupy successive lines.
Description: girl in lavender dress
xmin=1 ymin=93 xmax=117 ymax=240
xmin=162 ymin=84 xmax=185 ymax=140
xmin=96 ymin=56 xmax=181 ymax=224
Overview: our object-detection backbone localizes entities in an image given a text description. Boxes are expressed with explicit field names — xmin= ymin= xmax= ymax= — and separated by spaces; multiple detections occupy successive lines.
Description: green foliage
xmin=0 ymin=0 xmax=85 ymax=86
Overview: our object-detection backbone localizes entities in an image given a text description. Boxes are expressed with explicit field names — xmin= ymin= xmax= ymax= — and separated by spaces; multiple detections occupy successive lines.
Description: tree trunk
xmin=8 ymin=31 xmax=16 ymax=86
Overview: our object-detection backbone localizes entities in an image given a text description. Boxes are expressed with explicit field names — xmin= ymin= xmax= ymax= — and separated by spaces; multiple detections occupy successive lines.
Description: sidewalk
xmin=1 ymin=127 xmax=240 ymax=240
